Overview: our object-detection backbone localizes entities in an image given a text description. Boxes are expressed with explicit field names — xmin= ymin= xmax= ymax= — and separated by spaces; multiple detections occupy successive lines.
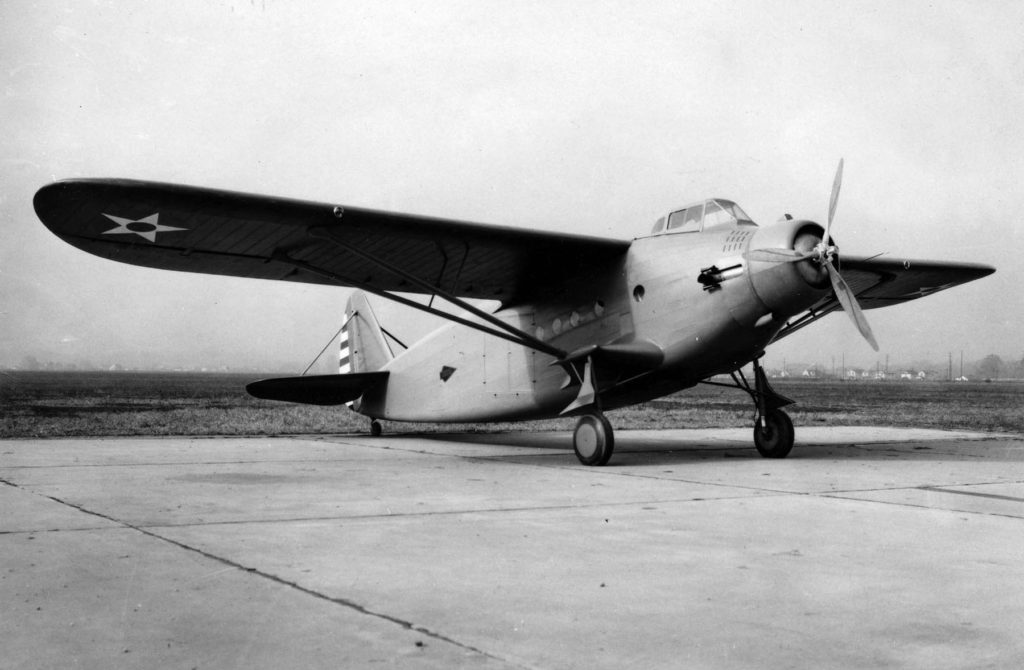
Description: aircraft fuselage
xmin=358 ymin=217 xmax=830 ymax=422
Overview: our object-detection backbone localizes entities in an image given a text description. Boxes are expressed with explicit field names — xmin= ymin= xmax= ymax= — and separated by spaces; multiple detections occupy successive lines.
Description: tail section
xmin=341 ymin=291 xmax=394 ymax=373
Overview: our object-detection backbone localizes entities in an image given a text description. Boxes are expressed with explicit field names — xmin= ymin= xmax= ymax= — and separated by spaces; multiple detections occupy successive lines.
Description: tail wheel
xmin=573 ymin=412 xmax=614 ymax=466
xmin=370 ymin=420 xmax=382 ymax=437
xmin=754 ymin=409 xmax=794 ymax=458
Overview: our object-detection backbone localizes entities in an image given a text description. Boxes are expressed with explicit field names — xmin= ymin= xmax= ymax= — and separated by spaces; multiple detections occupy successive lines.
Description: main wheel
xmin=573 ymin=413 xmax=614 ymax=466
xmin=754 ymin=409 xmax=794 ymax=458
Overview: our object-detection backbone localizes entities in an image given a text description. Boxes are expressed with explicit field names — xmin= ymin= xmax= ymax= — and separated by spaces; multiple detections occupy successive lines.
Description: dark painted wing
xmin=34 ymin=179 xmax=630 ymax=305
xmin=246 ymin=372 xmax=388 ymax=406
xmin=835 ymin=255 xmax=994 ymax=308
xmin=771 ymin=254 xmax=994 ymax=342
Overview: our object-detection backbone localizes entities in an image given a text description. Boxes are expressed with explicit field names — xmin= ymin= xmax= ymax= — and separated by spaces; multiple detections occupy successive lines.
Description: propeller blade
xmin=825 ymin=158 xmax=843 ymax=244
xmin=825 ymin=261 xmax=879 ymax=351
xmin=744 ymin=248 xmax=815 ymax=263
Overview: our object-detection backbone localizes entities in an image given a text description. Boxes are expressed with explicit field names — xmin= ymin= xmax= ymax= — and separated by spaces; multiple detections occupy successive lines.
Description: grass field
xmin=2 ymin=370 xmax=1021 ymax=439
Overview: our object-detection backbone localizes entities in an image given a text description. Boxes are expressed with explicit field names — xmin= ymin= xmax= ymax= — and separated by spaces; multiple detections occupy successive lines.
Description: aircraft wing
xmin=834 ymin=255 xmax=994 ymax=308
xmin=34 ymin=179 xmax=630 ymax=305
xmin=772 ymin=254 xmax=994 ymax=342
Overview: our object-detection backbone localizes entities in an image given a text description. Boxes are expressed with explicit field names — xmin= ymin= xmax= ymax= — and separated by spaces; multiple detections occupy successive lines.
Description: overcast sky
xmin=2 ymin=0 xmax=1021 ymax=372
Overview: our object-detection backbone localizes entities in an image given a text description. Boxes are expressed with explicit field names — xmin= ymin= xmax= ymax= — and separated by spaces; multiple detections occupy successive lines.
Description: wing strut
xmin=272 ymin=249 xmax=567 ymax=360
xmin=306 ymin=227 xmax=566 ymax=358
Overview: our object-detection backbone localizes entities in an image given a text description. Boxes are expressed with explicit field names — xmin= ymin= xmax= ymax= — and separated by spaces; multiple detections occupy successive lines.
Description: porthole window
xmin=569 ymin=311 xmax=580 ymax=327
xmin=594 ymin=300 xmax=605 ymax=317
xmin=552 ymin=318 xmax=562 ymax=334
xmin=535 ymin=326 xmax=546 ymax=340
xmin=633 ymin=285 xmax=645 ymax=302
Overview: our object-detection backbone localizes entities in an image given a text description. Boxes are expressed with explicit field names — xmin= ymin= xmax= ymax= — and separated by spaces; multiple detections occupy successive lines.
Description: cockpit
xmin=650 ymin=199 xmax=756 ymax=235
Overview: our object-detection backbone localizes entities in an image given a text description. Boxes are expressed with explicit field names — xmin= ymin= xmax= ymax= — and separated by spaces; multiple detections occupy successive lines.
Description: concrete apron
xmin=2 ymin=428 xmax=1023 ymax=669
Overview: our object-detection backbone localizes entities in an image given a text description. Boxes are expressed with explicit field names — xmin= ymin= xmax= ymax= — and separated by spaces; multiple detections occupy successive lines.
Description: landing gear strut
xmin=564 ymin=355 xmax=615 ymax=466
xmin=702 ymin=355 xmax=796 ymax=458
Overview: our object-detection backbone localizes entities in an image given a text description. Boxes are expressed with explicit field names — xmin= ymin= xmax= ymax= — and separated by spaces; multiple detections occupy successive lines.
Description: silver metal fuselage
xmin=359 ymin=218 xmax=829 ymax=422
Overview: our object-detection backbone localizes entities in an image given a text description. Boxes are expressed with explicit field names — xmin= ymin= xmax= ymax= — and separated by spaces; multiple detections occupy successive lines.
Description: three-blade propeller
xmin=745 ymin=159 xmax=879 ymax=351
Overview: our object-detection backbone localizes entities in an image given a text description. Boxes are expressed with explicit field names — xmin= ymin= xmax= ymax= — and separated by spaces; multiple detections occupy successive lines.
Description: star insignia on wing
xmin=101 ymin=213 xmax=187 ymax=242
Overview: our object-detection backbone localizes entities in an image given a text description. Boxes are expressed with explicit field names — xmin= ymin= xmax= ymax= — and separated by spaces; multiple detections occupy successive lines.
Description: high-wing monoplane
xmin=34 ymin=162 xmax=994 ymax=465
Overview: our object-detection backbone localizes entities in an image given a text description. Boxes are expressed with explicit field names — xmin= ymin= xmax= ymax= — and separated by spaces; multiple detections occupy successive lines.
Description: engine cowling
xmin=725 ymin=219 xmax=831 ymax=328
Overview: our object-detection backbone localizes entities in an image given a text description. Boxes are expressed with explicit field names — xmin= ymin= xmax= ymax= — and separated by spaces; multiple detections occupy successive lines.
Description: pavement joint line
xmin=0 ymin=526 xmax=118 ymax=536
xmin=809 ymin=478 xmax=1024 ymax=497
xmin=23 ymin=489 xmax=526 ymax=669
xmin=918 ymin=485 xmax=1024 ymax=504
xmin=0 ymin=457 xmax=402 ymax=470
xmin=451 ymin=456 xmax=815 ymax=495
xmin=128 ymin=493 xmax=792 ymax=529
xmin=820 ymin=492 xmax=1024 ymax=520
xmin=0 ymin=491 xmax=798 ymax=535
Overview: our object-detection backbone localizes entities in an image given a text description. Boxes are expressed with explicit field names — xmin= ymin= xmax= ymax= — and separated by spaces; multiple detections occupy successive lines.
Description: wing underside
xmin=771 ymin=254 xmax=994 ymax=343
xmin=34 ymin=179 xmax=630 ymax=306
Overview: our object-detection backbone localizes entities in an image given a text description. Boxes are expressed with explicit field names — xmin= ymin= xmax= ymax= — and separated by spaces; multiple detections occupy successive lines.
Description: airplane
xmin=33 ymin=161 xmax=994 ymax=465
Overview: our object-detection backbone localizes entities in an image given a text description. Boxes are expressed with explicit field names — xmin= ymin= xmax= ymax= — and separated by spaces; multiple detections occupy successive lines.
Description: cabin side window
xmin=666 ymin=203 xmax=703 ymax=233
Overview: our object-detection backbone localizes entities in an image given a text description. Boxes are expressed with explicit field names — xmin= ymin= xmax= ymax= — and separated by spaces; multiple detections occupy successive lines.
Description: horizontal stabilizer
xmin=246 ymin=372 xmax=388 ymax=406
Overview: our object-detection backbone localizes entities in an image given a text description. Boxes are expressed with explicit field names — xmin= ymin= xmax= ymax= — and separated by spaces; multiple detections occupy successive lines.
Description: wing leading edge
xmin=34 ymin=179 xmax=631 ymax=305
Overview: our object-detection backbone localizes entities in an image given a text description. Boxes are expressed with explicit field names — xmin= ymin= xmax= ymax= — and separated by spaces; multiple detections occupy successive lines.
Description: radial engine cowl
xmin=744 ymin=220 xmax=831 ymax=318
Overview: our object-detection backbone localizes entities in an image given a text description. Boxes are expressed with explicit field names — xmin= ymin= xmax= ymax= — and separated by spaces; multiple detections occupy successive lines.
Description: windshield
xmin=704 ymin=200 xmax=755 ymax=229
xmin=718 ymin=200 xmax=754 ymax=224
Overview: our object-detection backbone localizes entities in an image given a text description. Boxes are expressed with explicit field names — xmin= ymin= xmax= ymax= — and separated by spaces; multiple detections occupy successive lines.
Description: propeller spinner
xmin=745 ymin=159 xmax=879 ymax=351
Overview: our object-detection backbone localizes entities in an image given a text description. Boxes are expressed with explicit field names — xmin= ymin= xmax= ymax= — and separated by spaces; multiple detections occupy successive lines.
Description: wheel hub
xmin=576 ymin=424 xmax=599 ymax=458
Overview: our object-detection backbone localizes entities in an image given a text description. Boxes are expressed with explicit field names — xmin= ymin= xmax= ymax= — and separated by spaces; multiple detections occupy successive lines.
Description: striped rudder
xmin=339 ymin=326 xmax=352 ymax=374
xmin=342 ymin=291 xmax=394 ymax=374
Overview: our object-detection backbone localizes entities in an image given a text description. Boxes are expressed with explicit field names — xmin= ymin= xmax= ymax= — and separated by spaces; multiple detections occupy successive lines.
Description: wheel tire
xmin=370 ymin=420 xmax=382 ymax=437
xmin=754 ymin=409 xmax=794 ymax=458
xmin=573 ymin=413 xmax=614 ymax=466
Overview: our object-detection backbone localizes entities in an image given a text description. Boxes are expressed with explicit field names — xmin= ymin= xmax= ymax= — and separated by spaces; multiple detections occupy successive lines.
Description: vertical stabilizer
xmin=341 ymin=291 xmax=394 ymax=373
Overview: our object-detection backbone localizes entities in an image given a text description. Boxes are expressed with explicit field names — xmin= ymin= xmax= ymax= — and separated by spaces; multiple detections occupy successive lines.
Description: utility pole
xmin=960 ymin=350 xmax=964 ymax=379
xmin=948 ymin=352 xmax=952 ymax=381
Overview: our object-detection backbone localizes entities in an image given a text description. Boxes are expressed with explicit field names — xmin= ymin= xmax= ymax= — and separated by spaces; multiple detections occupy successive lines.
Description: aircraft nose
xmin=744 ymin=219 xmax=831 ymax=318
xmin=746 ymin=219 xmax=829 ymax=289
xmin=791 ymin=226 xmax=830 ymax=288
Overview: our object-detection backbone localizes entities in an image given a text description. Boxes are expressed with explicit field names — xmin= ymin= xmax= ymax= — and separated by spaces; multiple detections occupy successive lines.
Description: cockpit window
xmin=702 ymin=200 xmax=730 ymax=228
xmin=667 ymin=203 xmax=703 ymax=232
xmin=719 ymin=200 xmax=754 ymax=225
xmin=652 ymin=199 xmax=756 ymax=236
